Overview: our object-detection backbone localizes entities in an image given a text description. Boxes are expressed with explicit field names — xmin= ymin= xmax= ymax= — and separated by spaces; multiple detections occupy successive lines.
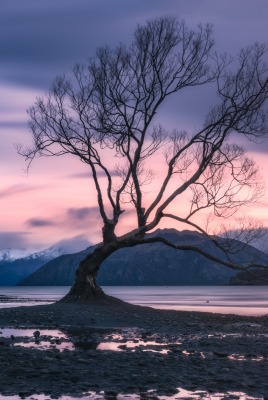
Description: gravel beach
xmin=0 ymin=295 xmax=268 ymax=399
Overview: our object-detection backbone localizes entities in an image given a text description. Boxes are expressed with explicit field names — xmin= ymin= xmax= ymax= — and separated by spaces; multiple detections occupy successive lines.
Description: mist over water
xmin=0 ymin=286 xmax=267 ymax=316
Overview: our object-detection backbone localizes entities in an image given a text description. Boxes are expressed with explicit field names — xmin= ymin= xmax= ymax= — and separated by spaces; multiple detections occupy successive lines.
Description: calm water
xmin=0 ymin=286 xmax=267 ymax=316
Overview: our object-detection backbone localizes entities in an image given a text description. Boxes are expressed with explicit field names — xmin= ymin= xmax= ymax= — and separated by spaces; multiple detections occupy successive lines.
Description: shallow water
xmin=0 ymin=327 xmax=179 ymax=354
xmin=0 ymin=286 xmax=268 ymax=316
xmin=0 ymin=389 xmax=263 ymax=400
xmin=1 ymin=327 xmax=267 ymax=364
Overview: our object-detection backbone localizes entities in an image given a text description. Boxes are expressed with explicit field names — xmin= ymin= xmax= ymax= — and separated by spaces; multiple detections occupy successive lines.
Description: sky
xmin=1 ymin=0 xmax=268 ymax=251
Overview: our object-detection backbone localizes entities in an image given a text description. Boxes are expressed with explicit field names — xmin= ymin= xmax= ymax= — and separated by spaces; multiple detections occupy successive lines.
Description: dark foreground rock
xmin=0 ymin=298 xmax=268 ymax=398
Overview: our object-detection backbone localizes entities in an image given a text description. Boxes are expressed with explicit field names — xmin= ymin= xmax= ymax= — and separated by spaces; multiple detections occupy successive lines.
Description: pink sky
xmin=1 ymin=1 xmax=268 ymax=251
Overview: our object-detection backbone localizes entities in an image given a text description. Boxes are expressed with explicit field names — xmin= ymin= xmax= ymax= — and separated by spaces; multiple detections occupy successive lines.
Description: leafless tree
xmin=19 ymin=17 xmax=268 ymax=301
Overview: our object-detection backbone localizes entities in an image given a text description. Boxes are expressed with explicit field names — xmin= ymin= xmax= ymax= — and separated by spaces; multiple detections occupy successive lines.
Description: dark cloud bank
xmin=1 ymin=0 xmax=267 ymax=89
xmin=0 ymin=231 xmax=30 ymax=250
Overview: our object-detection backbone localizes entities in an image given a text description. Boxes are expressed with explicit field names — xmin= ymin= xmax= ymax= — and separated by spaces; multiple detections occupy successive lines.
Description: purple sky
xmin=1 ymin=0 xmax=268 ymax=251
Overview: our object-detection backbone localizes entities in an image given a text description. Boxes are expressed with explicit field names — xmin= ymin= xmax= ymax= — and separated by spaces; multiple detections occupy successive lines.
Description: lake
xmin=0 ymin=286 xmax=267 ymax=316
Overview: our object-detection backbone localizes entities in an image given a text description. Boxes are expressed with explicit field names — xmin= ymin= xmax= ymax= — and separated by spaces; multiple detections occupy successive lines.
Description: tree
xmin=20 ymin=17 xmax=268 ymax=302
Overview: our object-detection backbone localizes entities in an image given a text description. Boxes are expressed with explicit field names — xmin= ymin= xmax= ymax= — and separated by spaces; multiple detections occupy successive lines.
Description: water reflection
xmin=228 ymin=354 xmax=265 ymax=362
xmin=13 ymin=341 xmax=74 ymax=351
xmin=0 ymin=329 xmax=66 ymax=338
xmin=0 ymin=328 xmax=74 ymax=352
xmin=0 ymin=328 xmax=178 ymax=354
xmin=1 ymin=328 xmax=267 ymax=362
xmin=0 ymin=388 xmax=263 ymax=400
xmin=96 ymin=339 xmax=174 ymax=354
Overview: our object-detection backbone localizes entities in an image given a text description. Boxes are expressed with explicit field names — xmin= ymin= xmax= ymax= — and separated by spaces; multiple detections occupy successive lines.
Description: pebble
xmin=0 ymin=302 xmax=267 ymax=398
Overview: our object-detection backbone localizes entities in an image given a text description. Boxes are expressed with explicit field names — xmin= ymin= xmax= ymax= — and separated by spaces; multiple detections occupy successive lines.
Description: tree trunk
xmin=59 ymin=242 xmax=119 ymax=303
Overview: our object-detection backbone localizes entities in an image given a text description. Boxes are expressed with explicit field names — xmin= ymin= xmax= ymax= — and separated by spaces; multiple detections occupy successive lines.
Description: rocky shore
xmin=0 ymin=295 xmax=268 ymax=399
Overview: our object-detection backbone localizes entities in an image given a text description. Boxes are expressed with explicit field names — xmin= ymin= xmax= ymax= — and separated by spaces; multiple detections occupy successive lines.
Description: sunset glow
xmin=1 ymin=1 xmax=268 ymax=251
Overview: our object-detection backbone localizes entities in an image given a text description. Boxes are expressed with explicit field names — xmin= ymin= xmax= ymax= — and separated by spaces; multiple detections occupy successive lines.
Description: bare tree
xmin=20 ymin=17 xmax=268 ymax=302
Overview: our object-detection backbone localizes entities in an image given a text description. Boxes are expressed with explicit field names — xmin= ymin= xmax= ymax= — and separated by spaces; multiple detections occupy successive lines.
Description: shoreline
xmin=1 ymin=286 xmax=268 ymax=317
xmin=0 ymin=298 xmax=268 ymax=398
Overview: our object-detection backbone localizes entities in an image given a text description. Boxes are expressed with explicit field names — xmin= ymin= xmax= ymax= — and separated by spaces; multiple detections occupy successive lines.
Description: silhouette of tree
xmin=20 ymin=17 xmax=268 ymax=301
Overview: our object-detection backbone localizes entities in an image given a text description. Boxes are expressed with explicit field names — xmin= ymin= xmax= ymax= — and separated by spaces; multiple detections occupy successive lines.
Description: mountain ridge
xmin=18 ymin=229 xmax=268 ymax=287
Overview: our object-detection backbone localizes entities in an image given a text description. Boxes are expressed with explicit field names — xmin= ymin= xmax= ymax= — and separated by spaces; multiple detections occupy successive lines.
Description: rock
xmin=213 ymin=351 xmax=228 ymax=357
xmin=40 ymin=369 xmax=50 ymax=374
xmin=33 ymin=330 xmax=40 ymax=338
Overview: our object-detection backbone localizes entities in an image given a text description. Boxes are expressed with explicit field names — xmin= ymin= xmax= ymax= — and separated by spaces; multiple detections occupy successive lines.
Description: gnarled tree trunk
xmin=59 ymin=242 xmax=120 ymax=303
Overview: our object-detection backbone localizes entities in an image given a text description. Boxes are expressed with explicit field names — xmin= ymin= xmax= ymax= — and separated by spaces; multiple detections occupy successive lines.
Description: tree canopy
xmin=20 ymin=17 xmax=268 ymax=300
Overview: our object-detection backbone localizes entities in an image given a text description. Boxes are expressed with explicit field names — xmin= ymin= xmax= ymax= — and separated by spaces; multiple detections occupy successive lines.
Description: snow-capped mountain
xmin=0 ymin=235 xmax=90 ymax=285
xmin=24 ymin=235 xmax=91 ymax=261
xmin=0 ymin=235 xmax=90 ymax=262
xmin=0 ymin=249 xmax=33 ymax=263
xmin=19 ymin=245 xmax=68 ymax=263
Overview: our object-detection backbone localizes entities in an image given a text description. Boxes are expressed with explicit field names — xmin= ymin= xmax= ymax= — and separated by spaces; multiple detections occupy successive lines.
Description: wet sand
xmin=0 ymin=296 xmax=268 ymax=398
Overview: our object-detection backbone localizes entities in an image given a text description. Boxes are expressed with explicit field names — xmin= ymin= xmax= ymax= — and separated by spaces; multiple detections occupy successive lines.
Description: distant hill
xmin=0 ymin=247 xmax=64 ymax=285
xmin=19 ymin=229 xmax=268 ymax=286
xmin=230 ymin=269 xmax=268 ymax=285
xmin=1 ymin=257 xmax=50 ymax=286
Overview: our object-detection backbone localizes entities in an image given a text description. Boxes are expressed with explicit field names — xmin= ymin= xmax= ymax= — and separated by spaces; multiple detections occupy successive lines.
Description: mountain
xmin=18 ymin=247 xmax=92 ymax=286
xmin=0 ymin=249 xmax=32 ymax=263
xmin=0 ymin=236 xmax=90 ymax=285
xmin=0 ymin=252 xmax=57 ymax=286
xmin=19 ymin=229 xmax=268 ymax=286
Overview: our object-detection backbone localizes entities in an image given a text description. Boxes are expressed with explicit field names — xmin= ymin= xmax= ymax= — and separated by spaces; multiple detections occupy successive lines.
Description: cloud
xmin=0 ymin=0 xmax=141 ymax=89
xmin=66 ymin=170 xmax=118 ymax=179
xmin=232 ymin=133 xmax=268 ymax=155
xmin=0 ymin=184 xmax=38 ymax=199
xmin=26 ymin=218 xmax=55 ymax=227
xmin=0 ymin=231 xmax=30 ymax=250
xmin=0 ymin=121 xmax=27 ymax=129
xmin=0 ymin=231 xmax=91 ymax=252
xmin=1 ymin=0 xmax=267 ymax=90
xmin=52 ymin=235 xmax=92 ymax=253
xmin=67 ymin=207 xmax=100 ymax=221
xmin=66 ymin=206 xmax=102 ymax=235
xmin=67 ymin=172 xmax=91 ymax=179
xmin=23 ymin=206 xmax=101 ymax=235
xmin=243 ymin=139 xmax=268 ymax=155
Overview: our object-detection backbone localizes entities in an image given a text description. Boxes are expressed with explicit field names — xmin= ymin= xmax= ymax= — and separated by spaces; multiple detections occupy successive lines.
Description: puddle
xmin=228 ymin=354 xmax=266 ymax=362
xmin=1 ymin=328 xmax=266 ymax=361
xmin=181 ymin=349 xmax=267 ymax=362
xmin=181 ymin=350 xmax=210 ymax=359
xmin=0 ymin=328 xmax=73 ymax=352
xmin=0 ymin=329 xmax=66 ymax=338
xmin=96 ymin=339 xmax=179 ymax=353
xmin=0 ymin=328 xmax=180 ymax=354
xmin=159 ymin=388 xmax=263 ymax=399
xmin=0 ymin=388 xmax=263 ymax=400
xmin=64 ymin=328 xmax=182 ymax=354
xmin=13 ymin=341 xmax=74 ymax=351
